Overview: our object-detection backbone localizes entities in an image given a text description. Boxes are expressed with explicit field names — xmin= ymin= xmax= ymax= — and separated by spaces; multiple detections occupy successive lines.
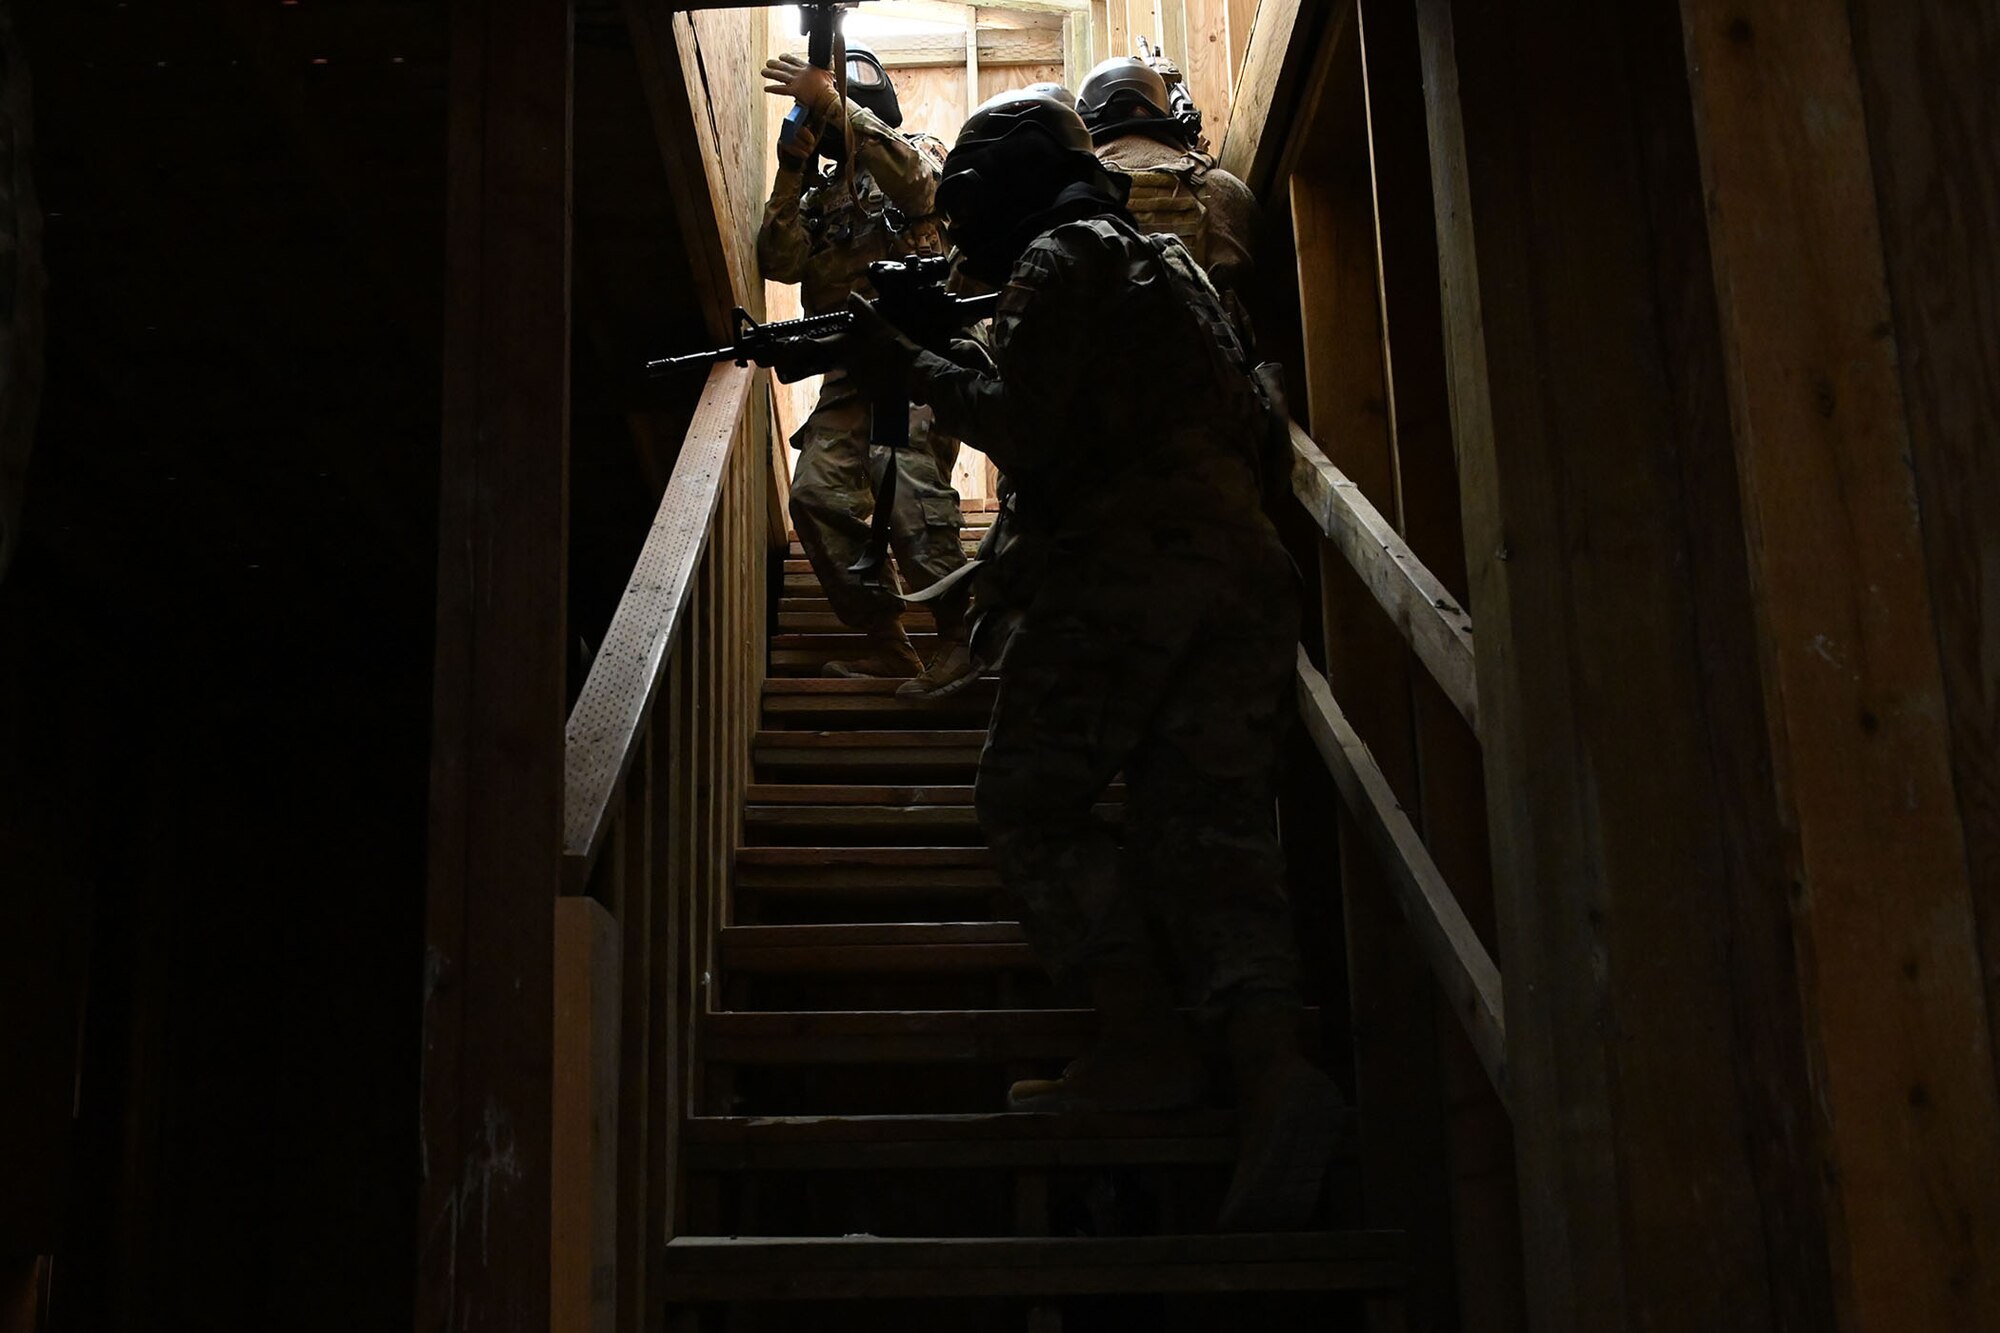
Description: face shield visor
xmin=840 ymin=46 xmax=902 ymax=127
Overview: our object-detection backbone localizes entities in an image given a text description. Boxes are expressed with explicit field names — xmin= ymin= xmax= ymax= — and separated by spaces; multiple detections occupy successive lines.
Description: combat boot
xmin=1007 ymin=964 xmax=1208 ymax=1113
xmin=822 ymin=621 xmax=924 ymax=679
xmin=896 ymin=631 xmax=981 ymax=701
xmin=1216 ymin=1005 xmax=1345 ymax=1231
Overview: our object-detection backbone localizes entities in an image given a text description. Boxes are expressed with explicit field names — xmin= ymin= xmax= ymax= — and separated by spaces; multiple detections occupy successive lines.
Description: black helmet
xmin=842 ymin=42 xmax=902 ymax=128
xmin=951 ymin=88 xmax=1096 ymax=156
xmin=939 ymin=92 xmax=1108 ymax=282
xmin=1025 ymin=80 xmax=1077 ymax=110
xmin=1077 ymin=57 xmax=1171 ymax=135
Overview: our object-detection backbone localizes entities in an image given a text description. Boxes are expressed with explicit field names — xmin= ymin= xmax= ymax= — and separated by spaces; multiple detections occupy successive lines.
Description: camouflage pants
xmin=789 ymin=374 xmax=969 ymax=634
xmin=973 ymin=528 xmax=1302 ymax=1014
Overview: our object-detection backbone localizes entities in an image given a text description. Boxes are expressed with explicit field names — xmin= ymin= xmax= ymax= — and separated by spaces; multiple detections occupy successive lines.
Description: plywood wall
xmin=976 ymin=62 xmax=1067 ymax=104
xmin=896 ymin=64 xmax=978 ymax=141
xmin=685 ymin=6 xmax=768 ymax=310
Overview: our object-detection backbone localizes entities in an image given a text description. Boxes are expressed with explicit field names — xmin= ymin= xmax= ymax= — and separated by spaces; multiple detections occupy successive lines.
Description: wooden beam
xmin=1060 ymin=10 xmax=1090 ymax=88
xmin=1844 ymin=0 xmax=2000 ymax=1099
xmin=418 ymin=0 xmax=573 ymax=1327
xmin=1224 ymin=0 xmax=1254 ymax=81
xmin=1417 ymin=0 xmax=1854 ymax=1326
xmin=1154 ymin=0 xmax=1187 ymax=69
xmin=1217 ymin=0 xmax=1344 ymax=197
xmin=1290 ymin=423 xmax=1476 ymax=733
xmin=1296 ymin=652 xmax=1506 ymax=1102
xmin=553 ymin=898 xmax=621 ymax=1333
xmin=1352 ymin=0 xmax=1522 ymax=1322
xmin=964 ymin=13 xmax=980 ymax=117
xmin=1090 ymin=0 xmax=1109 ymax=65
xmin=1180 ymin=0 xmax=1232 ymax=147
xmin=1288 ymin=58 xmax=1457 ymax=1326
xmin=1679 ymin=0 xmax=2000 ymax=1323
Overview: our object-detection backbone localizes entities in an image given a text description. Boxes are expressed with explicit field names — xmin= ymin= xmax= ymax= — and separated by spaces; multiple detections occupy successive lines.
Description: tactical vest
xmin=1135 ymin=224 xmax=1294 ymax=499
xmin=1121 ymin=150 xmax=1217 ymax=269
xmin=796 ymin=133 xmax=949 ymax=315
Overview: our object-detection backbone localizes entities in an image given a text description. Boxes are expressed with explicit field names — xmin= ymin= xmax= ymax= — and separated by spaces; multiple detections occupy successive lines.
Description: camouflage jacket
xmin=909 ymin=207 xmax=1273 ymax=550
xmin=1096 ymin=133 xmax=1259 ymax=343
xmin=757 ymin=100 xmax=948 ymax=317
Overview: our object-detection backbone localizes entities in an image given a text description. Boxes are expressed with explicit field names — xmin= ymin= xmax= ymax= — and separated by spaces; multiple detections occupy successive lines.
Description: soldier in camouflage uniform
xmin=758 ymin=45 xmax=973 ymax=689
xmin=893 ymin=61 xmax=1259 ymax=703
xmin=1078 ymin=56 xmax=1260 ymax=345
xmin=793 ymin=91 xmax=1339 ymax=1232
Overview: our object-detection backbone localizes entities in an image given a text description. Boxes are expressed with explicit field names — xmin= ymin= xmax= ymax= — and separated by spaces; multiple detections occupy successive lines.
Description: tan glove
xmin=762 ymin=54 xmax=840 ymax=118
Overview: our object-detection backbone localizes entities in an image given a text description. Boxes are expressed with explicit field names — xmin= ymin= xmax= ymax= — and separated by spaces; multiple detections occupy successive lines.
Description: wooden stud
xmin=553 ymin=897 xmax=622 ymax=1333
xmin=417 ymin=1 xmax=573 ymax=1326
xmin=1223 ymin=0 xmax=1254 ymax=84
xmin=1413 ymin=0 xmax=1893 ymax=1325
xmin=1105 ymin=0 xmax=1128 ymax=62
xmin=1154 ymin=0 xmax=1187 ymax=70
xmin=1680 ymin=0 xmax=2000 ymax=1322
xmin=614 ymin=734 xmax=654 ymax=1333
xmin=1287 ymin=46 xmax=1455 ymax=1325
xmin=1843 ymin=0 xmax=2000 ymax=1102
xmin=1352 ymin=0 xmax=1524 ymax=1323
xmin=1180 ymin=0 xmax=1234 ymax=148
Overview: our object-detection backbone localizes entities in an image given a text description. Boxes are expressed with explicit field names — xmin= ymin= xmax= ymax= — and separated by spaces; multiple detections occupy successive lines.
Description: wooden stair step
xmin=745 ymin=802 xmax=988 ymax=827
xmin=658 ymin=1232 xmax=1408 ymax=1301
xmin=755 ymin=728 xmax=987 ymax=776
xmin=761 ymin=677 xmax=997 ymax=726
xmin=771 ymin=635 xmax=941 ymax=676
xmin=703 ymin=1008 xmax=1321 ymax=1065
xmin=744 ymin=783 xmax=1124 ymax=807
xmin=787 ymin=537 xmax=986 ymax=560
xmin=780 ymin=609 xmax=940 ymax=633
xmin=744 ymin=801 xmax=1117 ymax=846
xmin=721 ymin=922 xmax=1034 ymax=974
xmin=735 ymin=845 xmax=1001 ymax=892
xmin=682 ymin=1109 xmax=1245 ymax=1170
xmin=746 ymin=783 xmax=979 ymax=806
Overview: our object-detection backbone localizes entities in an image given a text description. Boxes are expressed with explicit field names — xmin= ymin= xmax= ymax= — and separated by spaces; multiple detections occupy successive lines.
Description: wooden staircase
xmin=659 ymin=511 xmax=1411 ymax=1330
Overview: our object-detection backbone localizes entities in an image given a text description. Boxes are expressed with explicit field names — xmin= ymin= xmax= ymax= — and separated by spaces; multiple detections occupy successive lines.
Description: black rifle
xmin=776 ymin=2 xmax=843 ymax=167
xmin=1136 ymin=36 xmax=1206 ymax=149
xmin=647 ymin=255 xmax=998 ymax=586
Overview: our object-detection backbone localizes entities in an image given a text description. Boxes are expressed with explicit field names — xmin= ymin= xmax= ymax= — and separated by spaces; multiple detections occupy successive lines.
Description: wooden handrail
xmin=563 ymin=362 xmax=755 ymax=873
xmin=1289 ymin=421 xmax=1478 ymax=735
xmin=1295 ymin=647 xmax=1509 ymax=1109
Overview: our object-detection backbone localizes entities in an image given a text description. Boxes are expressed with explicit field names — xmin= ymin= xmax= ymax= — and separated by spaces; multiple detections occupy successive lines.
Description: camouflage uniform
xmin=909 ymin=211 xmax=1301 ymax=1014
xmin=1096 ymin=134 xmax=1259 ymax=346
xmin=758 ymin=104 xmax=968 ymax=634
xmin=961 ymin=136 xmax=1261 ymax=665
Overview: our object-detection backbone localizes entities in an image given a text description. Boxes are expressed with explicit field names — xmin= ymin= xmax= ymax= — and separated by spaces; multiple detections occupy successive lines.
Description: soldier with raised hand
xmin=1077 ymin=55 xmax=1260 ymax=343
xmin=788 ymin=91 xmax=1340 ymax=1232
xmin=757 ymin=43 xmax=976 ymax=693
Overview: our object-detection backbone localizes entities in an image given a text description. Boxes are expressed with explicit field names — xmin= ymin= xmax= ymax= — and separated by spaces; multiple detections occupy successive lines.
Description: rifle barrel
xmin=646 ymin=348 xmax=729 ymax=376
